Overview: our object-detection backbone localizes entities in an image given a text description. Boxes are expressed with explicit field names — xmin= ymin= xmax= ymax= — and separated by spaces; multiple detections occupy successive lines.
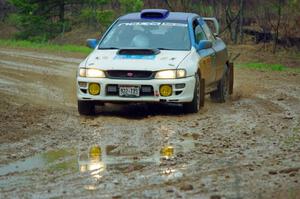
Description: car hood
xmin=84 ymin=50 xmax=191 ymax=71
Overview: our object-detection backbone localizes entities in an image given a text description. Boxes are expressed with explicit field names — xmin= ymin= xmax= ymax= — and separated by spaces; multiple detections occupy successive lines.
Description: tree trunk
xmin=225 ymin=4 xmax=233 ymax=42
xmin=164 ymin=0 xmax=173 ymax=11
xmin=273 ymin=0 xmax=283 ymax=54
xmin=234 ymin=17 xmax=239 ymax=44
xmin=59 ymin=0 xmax=65 ymax=33
xmin=239 ymin=0 xmax=244 ymax=44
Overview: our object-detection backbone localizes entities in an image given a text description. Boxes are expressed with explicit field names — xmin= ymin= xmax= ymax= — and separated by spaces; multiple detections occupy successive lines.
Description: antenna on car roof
xmin=140 ymin=9 xmax=169 ymax=19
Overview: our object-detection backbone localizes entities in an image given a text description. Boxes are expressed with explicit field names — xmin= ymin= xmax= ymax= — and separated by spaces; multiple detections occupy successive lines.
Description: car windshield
xmin=98 ymin=21 xmax=191 ymax=50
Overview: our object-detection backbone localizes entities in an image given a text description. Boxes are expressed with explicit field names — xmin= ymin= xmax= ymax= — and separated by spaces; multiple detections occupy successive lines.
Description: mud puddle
xmin=0 ymin=137 xmax=196 ymax=191
xmin=0 ymin=143 xmax=194 ymax=176
xmin=0 ymin=149 xmax=77 ymax=176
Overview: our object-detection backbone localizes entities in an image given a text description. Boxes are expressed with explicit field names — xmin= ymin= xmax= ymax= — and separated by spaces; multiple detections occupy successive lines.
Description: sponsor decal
xmin=114 ymin=55 xmax=156 ymax=60
xmin=118 ymin=22 xmax=188 ymax=27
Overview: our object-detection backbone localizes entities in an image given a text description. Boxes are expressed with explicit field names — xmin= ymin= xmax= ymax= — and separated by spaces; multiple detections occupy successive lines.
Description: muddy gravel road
xmin=0 ymin=47 xmax=299 ymax=199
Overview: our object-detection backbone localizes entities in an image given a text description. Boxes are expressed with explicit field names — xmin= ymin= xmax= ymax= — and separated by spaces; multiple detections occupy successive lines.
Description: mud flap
xmin=200 ymin=78 xmax=205 ymax=107
xmin=228 ymin=62 xmax=234 ymax=95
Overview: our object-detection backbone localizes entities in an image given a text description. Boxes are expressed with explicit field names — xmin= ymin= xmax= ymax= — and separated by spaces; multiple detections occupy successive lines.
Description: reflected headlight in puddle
xmin=88 ymin=162 xmax=105 ymax=172
xmin=80 ymin=165 xmax=87 ymax=172
xmin=79 ymin=162 xmax=106 ymax=179
xmin=163 ymin=168 xmax=176 ymax=175
xmin=89 ymin=146 xmax=102 ymax=160
xmin=87 ymin=162 xmax=106 ymax=179
xmin=78 ymin=145 xmax=106 ymax=179
xmin=84 ymin=185 xmax=98 ymax=191
xmin=160 ymin=146 xmax=174 ymax=158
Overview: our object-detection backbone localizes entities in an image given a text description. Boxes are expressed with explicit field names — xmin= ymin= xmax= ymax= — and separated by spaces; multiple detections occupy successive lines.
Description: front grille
xmin=106 ymin=70 xmax=154 ymax=80
xmin=106 ymin=85 xmax=154 ymax=96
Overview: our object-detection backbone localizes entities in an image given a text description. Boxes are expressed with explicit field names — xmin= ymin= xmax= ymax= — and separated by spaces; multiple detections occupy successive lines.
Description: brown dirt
xmin=0 ymin=47 xmax=299 ymax=199
xmin=228 ymin=44 xmax=300 ymax=68
xmin=0 ymin=22 xmax=18 ymax=40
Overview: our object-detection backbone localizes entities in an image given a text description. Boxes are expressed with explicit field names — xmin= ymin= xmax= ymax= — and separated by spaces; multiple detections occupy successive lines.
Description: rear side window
xmin=202 ymin=23 xmax=215 ymax=41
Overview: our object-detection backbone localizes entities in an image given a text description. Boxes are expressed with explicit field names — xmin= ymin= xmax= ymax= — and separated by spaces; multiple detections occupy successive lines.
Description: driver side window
xmin=193 ymin=19 xmax=206 ymax=44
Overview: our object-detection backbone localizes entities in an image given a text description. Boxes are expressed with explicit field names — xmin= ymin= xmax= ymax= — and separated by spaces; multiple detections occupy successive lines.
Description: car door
xmin=202 ymin=21 xmax=228 ymax=82
xmin=194 ymin=18 xmax=216 ymax=85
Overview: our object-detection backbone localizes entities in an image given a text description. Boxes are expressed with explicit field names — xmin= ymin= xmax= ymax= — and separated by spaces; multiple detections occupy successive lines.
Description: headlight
xmin=79 ymin=68 xmax=106 ymax=78
xmin=79 ymin=68 xmax=86 ymax=77
xmin=87 ymin=69 xmax=106 ymax=78
xmin=155 ymin=69 xmax=186 ymax=79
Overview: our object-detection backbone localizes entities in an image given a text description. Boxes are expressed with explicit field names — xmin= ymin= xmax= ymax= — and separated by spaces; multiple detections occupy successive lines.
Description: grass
xmin=237 ymin=62 xmax=300 ymax=73
xmin=238 ymin=62 xmax=286 ymax=71
xmin=0 ymin=39 xmax=92 ymax=54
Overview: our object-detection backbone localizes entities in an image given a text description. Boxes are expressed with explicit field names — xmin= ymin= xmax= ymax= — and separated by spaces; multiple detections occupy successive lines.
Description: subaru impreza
xmin=77 ymin=9 xmax=233 ymax=115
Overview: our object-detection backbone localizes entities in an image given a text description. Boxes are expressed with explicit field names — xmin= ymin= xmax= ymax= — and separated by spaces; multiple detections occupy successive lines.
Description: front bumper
xmin=77 ymin=76 xmax=195 ymax=103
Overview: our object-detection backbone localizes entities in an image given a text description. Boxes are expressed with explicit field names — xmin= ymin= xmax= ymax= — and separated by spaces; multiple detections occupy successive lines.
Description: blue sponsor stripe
xmin=114 ymin=55 xmax=156 ymax=60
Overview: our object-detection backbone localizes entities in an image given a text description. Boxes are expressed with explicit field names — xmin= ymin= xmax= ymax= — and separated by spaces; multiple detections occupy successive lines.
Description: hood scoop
xmin=117 ymin=49 xmax=160 ymax=55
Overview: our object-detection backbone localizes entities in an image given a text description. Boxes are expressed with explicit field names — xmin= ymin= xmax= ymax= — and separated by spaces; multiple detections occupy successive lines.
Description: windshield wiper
xmin=98 ymin=47 xmax=119 ymax=50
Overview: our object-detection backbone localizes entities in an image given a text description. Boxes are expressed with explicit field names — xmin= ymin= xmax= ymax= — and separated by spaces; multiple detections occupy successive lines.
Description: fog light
xmin=159 ymin=85 xmax=172 ymax=97
xmin=88 ymin=83 xmax=100 ymax=95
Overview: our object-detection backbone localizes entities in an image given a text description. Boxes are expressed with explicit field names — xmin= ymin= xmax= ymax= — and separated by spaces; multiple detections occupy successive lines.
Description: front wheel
xmin=78 ymin=100 xmax=95 ymax=116
xmin=183 ymin=73 xmax=204 ymax=113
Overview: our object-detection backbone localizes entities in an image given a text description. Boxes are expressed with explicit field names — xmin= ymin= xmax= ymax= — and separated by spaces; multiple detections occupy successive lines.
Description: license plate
xmin=119 ymin=86 xmax=140 ymax=97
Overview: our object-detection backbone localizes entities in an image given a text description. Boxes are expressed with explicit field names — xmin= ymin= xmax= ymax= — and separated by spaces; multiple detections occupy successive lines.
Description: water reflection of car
xmin=77 ymin=9 xmax=233 ymax=115
xmin=78 ymin=145 xmax=174 ymax=178
xmin=78 ymin=145 xmax=176 ymax=190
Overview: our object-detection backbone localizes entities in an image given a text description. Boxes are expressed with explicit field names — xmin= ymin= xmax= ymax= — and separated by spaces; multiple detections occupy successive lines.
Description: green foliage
xmin=8 ymin=0 xmax=67 ymax=41
xmin=0 ymin=39 xmax=92 ymax=54
xmin=9 ymin=14 xmax=61 ymax=42
xmin=80 ymin=8 xmax=95 ymax=22
xmin=96 ymin=10 xmax=114 ymax=28
xmin=87 ymin=0 xmax=110 ymax=5
xmin=8 ymin=0 xmax=37 ymax=13
xmin=120 ymin=0 xmax=143 ymax=13
xmin=80 ymin=8 xmax=114 ymax=30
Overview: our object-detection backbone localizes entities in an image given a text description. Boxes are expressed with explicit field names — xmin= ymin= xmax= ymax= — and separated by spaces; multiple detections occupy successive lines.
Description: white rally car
xmin=77 ymin=9 xmax=233 ymax=115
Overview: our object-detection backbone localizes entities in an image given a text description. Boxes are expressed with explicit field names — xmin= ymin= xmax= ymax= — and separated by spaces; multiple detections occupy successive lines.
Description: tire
xmin=210 ymin=66 xmax=230 ymax=103
xmin=78 ymin=100 xmax=95 ymax=115
xmin=183 ymin=73 xmax=204 ymax=113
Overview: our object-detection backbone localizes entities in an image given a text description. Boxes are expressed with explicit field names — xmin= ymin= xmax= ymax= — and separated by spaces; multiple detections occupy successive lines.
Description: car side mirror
xmin=86 ymin=39 xmax=98 ymax=49
xmin=197 ymin=40 xmax=213 ymax=50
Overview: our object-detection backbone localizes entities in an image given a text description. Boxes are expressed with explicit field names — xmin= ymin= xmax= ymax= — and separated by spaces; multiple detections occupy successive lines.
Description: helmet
xmin=131 ymin=34 xmax=149 ymax=48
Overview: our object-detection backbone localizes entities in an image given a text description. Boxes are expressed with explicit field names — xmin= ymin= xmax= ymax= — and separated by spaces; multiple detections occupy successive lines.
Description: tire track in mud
xmin=0 ymin=48 xmax=78 ymax=107
xmin=0 ymin=48 xmax=299 ymax=199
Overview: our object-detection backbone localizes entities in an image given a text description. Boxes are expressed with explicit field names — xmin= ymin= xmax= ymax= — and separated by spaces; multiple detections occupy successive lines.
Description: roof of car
xmin=119 ymin=11 xmax=199 ymax=22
